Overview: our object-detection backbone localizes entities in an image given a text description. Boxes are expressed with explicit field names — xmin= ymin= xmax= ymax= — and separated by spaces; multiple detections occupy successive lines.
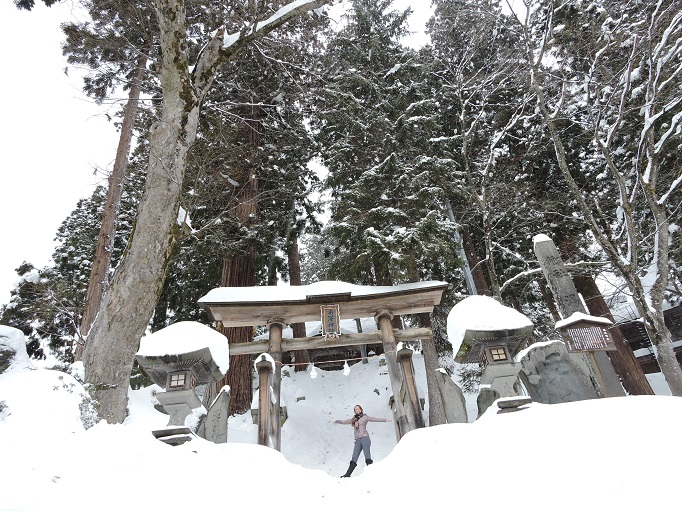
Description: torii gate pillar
xmin=376 ymin=310 xmax=424 ymax=438
xmin=268 ymin=319 xmax=285 ymax=451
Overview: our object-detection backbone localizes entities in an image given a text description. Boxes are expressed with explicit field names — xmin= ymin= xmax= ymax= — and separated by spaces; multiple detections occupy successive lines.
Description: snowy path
xmin=228 ymin=356 xmax=400 ymax=476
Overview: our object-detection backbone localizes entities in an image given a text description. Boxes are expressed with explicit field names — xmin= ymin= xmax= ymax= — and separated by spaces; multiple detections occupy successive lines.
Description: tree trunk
xmin=83 ymin=22 xmax=201 ymax=422
xmin=216 ymin=162 xmax=259 ymax=415
xmin=77 ymin=53 xmax=147 ymax=361
xmin=573 ymin=275 xmax=654 ymax=395
xmin=288 ymin=235 xmax=310 ymax=371
xmin=82 ymin=0 xmax=330 ymax=423
xmin=461 ymin=228 xmax=491 ymax=296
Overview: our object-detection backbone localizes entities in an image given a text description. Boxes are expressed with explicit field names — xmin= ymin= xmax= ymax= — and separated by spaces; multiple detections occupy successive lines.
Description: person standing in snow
xmin=334 ymin=404 xmax=391 ymax=477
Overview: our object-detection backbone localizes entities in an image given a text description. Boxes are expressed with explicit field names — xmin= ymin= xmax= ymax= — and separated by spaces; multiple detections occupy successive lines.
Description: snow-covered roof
xmin=200 ymin=280 xmax=447 ymax=304
xmin=136 ymin=322 xmax=229 ymax=384
xmin=555 ymin=311 xmax=613 ymax=329
xmin=199 ymin=280 xmax=449 ymax=327
xmin=447 ymin=295 xmax=534 ymax=358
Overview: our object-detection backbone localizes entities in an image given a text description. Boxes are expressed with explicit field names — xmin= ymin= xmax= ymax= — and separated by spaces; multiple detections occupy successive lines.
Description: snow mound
xmin=0 ymin=369 xmax=95 ymax=433
xmin=0 ymin=325 xmax=35 ymax=374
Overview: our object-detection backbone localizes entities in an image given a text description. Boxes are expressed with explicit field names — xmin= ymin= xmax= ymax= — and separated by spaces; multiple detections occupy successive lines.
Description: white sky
xmin=0 ymin=1 xmax=120 ymax=304
xmin=0 ymin=319 xmax=677 ymax=509
xmin=0 ymin=0 xmax=431 ymax=306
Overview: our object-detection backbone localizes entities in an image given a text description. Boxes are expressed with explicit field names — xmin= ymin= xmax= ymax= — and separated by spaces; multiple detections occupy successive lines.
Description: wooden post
xmin=376 ymin=310 xmax=410 ymax=438
xmin=589 ymin=351 xmax=608 ymax=396
xmin=268 ymin=319 xmax=284 ymax=451
xmin=397 ymin=347 xmax=425 ymax=429
xmin=534 ymin=235 xmax=622 ymax=398
xmin=355 ymin=318 xmax=368 ymax=364
xmin=573 ymin=274 xmax=654 ymax=395
xmin=255 ymin=355 xmax=272 ymax=447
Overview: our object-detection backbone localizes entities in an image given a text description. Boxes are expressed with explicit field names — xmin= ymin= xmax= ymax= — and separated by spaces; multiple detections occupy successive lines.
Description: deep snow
xmin=1 ymin=342 xmax=680 ymax=511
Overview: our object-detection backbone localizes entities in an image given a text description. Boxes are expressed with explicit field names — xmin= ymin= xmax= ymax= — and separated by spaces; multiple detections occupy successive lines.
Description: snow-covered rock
xmin=0 ymin=325 xmax=35 ymax=375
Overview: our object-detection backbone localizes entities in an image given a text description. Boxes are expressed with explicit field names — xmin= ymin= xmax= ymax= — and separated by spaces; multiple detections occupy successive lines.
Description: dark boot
xmin=341 ymin=461 xmax=357 ymax=478
xmin=366 ymin=459 xmax=373 ymax=465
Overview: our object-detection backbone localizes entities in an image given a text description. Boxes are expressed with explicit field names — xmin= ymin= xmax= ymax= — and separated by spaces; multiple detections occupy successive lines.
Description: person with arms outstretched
xmin=334 ymin=404 xmax=391 ymax=477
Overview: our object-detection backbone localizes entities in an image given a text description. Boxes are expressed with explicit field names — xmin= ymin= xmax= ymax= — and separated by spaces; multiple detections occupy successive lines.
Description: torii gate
xmin=198 ymin=280 xmax=449 ymax=450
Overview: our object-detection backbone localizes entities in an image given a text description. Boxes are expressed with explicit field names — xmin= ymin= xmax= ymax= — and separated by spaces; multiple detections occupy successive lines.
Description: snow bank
xmin=2 ymin=351 xmax=682 ymax=510
xmin=0 ymin=325 xmax=34 ymax=374
xmin=0 ymin=369 xmax=91 ymax=434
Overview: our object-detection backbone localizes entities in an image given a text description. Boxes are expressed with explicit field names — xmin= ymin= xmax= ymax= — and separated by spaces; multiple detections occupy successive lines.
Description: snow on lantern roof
xmin=136 ymin=321 xmax=229 ymax=385
xmin=447 ymin=295 xmax=534 ymax=360
xmin=555 ymin=311 xmax=613 ymax=330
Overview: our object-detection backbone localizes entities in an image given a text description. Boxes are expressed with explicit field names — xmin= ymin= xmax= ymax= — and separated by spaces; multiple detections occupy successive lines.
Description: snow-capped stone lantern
xmin=447 ymin=296 xmax=534 ymax=398
xmin=135 ymin=322 xmax=230 ymax=446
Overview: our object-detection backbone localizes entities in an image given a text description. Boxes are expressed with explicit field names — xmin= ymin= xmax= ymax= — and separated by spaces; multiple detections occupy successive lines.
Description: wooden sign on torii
xmin=198 ymin=280 xmax=449 ymax=450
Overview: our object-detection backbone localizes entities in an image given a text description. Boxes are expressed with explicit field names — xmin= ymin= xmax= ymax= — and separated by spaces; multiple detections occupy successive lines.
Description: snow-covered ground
xmin=1 ymin=342 xmax=680 ymax=511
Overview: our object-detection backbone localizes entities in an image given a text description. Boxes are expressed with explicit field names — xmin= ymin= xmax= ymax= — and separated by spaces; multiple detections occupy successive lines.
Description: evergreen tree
xmin=150 ymin=1 xmax=329 ymax=412
xmin=314 ymin=0 xmax=460 ymax=287
xmin=0 ymin=168 xmax=144 ymax=363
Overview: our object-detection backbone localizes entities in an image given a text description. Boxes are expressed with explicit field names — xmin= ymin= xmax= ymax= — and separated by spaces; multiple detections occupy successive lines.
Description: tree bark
xmin=82 ymin=0 xmax=331 ymax=423
xmin=461 ymin=228 xmax=491 ymax=296
xmin=288 ymin=235 xmax=310 ymax=371
xmin=217 ymin=163 xmax=259 ymax=415
xmin=573 ymin=274 xmax=654 ymax=395
xmin=77 ymin=53 xmax=147 ymax=361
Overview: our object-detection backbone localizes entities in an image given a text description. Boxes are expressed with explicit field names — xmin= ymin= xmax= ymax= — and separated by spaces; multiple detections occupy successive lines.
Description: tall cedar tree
xmin=147 ymin=1 xmax=328 ymax=413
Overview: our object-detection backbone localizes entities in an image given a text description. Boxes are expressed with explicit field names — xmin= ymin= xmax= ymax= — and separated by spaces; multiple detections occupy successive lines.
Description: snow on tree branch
xmin=220 ymin=0 xmax=330 ymax=59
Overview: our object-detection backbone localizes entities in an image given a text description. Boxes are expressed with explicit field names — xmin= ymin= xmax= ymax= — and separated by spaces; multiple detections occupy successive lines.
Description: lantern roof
xmin=447 ymin=295 xmax=534 ymax=362
xmin=135 ymin=321 xmax=229 ymax=387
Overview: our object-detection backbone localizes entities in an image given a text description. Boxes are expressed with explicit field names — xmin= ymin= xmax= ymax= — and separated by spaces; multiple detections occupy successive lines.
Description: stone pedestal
xmin=480 ymin=361 xmax=522 ymax=398
xmin=156 ymin=389 xmax=202 ymax=426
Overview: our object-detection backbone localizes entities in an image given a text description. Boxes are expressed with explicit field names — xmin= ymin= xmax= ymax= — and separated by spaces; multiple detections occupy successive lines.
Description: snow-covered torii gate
xmin=198 ymin=280 xmax=449 ymax=450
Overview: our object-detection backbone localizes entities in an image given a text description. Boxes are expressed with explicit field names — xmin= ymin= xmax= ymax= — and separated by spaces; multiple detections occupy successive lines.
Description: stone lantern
xmin=135 ymin=321 xmax=229 ymax=446
xmin=448 ymin=296 xmax=534 ymax=398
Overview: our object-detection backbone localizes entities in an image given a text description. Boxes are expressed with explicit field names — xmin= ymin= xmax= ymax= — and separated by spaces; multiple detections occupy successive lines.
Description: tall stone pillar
xmin=533 ymin=235 xmax=623 ymax=397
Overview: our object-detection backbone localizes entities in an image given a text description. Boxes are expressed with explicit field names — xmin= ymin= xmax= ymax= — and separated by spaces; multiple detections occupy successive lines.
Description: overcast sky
xmin=0 ymin=0 xmax=431 ymax=305
xmin=0 ymin=1 xmax=120 ymax=304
